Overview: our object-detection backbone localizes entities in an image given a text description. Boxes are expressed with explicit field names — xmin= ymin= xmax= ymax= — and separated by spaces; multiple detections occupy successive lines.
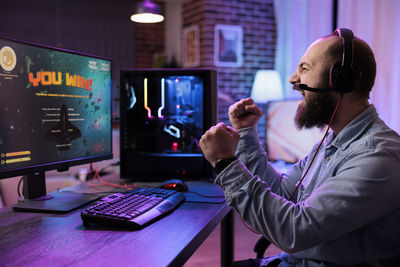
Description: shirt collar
xmin=327 ymin=105 xmax=377 ymax=150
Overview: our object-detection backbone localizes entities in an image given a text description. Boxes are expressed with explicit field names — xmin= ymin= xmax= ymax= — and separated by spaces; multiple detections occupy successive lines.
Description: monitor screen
xmin=265 ymin=99 xmax=326 ymax=164
xmin=0 ymin=37 xmax=112 ymax=212
xmin=120 ymin=68 xmax=217 ymax=181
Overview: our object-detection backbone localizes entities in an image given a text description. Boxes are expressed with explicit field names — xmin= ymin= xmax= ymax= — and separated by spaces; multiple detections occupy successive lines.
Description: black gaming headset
xmin=298 ymin=28 xmax=361 ymax=95
xmin=329 ymin=28 xmax=360 ymax=94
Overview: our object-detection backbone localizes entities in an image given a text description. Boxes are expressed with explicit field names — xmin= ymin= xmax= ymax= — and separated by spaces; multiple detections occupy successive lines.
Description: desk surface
xmin=0 ymin=179 xmax=231 ymax=267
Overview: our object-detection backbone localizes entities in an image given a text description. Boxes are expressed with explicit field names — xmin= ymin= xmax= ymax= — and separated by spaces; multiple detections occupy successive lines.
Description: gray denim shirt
xmin=215 ymin=105 xmax=400 ymax=266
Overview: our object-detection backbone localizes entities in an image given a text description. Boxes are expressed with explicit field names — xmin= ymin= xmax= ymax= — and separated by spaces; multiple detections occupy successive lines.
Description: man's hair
xmin=327 ymin=35 xmax=376 ymax=98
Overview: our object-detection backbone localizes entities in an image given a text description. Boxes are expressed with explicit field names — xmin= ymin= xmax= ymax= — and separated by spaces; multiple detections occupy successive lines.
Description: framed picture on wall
xmin=214 ymin=24 xmax=243 ymax=67
xmin=182 ymin=25 xmax=200 ymax=67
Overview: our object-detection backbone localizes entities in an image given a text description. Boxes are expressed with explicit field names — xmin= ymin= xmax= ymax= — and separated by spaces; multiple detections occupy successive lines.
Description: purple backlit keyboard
xmin=81 ymin=187 xmax=185 ymax=229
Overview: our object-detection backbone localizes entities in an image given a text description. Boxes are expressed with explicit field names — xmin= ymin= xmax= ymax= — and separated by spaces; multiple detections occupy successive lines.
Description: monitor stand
xmin=12 ymin=172 xmax=100 ymax=214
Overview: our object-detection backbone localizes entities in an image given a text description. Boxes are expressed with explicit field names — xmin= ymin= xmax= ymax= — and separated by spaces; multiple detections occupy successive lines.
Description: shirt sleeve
xmin=216 ymin=129 xmax=400 ymax=253
xmin=234 ymin=127 xmax=304 ymax=199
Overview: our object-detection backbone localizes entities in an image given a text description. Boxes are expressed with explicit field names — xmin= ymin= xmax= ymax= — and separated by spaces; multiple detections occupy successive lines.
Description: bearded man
xmin=199 ymin=28 xmax=400 ymax=266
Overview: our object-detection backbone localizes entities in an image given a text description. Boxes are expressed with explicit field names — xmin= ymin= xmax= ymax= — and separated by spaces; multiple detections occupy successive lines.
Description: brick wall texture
xmin=182 ymin=0 xmax=277 ymax=143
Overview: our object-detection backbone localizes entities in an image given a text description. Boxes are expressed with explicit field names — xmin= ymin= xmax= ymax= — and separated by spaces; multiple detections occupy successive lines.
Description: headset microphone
xmin=294 ymin=84 xmax=333 ymax=93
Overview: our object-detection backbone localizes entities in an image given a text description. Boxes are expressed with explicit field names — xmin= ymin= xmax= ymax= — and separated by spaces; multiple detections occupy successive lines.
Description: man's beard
xmin=295 ymin=92 xmax=336 ymax=130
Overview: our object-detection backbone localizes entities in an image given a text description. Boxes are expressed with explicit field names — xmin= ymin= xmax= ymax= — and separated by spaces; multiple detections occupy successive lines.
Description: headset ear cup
xmin=330 ymin=61 xmax=357 ymax=94
xmin=329 ymin=61 xmax=342 ymax=93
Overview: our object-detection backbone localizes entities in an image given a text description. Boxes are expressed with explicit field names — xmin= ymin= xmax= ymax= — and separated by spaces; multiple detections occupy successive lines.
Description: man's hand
xmin=229 ymin=98 xmax=263 ymax=130
xmin=199 ymin=122 xmax=240 ymax=167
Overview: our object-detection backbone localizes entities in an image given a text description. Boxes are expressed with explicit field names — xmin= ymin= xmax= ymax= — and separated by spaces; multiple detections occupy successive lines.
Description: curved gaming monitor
xmin=120 ymin=68 xmax=217 ymax=181
xmin=0 ymin=37 xmax=113 ymax=212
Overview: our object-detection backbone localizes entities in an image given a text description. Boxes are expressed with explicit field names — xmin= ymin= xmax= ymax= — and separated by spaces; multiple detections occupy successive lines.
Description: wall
xmin=182 ymin=0 xmax=277 ymax=142
xmin=134 ymin=1 xmax=166 ymax=68
xmin=165 ymin=0 xmax=184 ymax=64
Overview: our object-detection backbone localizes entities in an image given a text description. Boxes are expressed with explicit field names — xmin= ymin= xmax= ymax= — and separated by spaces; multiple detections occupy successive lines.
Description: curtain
xmin=273 ymin=0 xmax=333 ymax=98
xmin=338 ymin=0 xmax=400 ymax=133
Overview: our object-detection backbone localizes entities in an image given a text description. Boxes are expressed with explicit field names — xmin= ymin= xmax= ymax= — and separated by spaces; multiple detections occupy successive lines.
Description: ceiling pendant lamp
xmin=131 ymin=0 xmax=164 ymax=23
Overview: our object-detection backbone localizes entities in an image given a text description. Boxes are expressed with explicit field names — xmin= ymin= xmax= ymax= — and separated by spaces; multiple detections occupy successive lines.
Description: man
xmin=199 ymin=29 xmax=400 ymax=266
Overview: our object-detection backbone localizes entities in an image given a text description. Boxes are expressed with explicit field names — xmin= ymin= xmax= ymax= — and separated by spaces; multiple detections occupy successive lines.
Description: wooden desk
xmin=0 ymin=180 xmax=233 ymax=267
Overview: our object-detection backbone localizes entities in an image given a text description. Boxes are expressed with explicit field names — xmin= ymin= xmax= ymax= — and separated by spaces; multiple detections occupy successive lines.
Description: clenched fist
xmin=229 ymin=98 xmax=263 ymax=130
xmin=199 ymin=122 xmax=240 ymax=167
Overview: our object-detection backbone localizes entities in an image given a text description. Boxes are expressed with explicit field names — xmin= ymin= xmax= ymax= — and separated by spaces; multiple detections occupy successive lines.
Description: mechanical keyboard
xmin=81 ymin=187 xmax=185 ymax=229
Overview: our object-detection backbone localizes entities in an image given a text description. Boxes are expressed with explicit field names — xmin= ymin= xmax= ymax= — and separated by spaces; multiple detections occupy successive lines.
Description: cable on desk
xmin=82 ymin=161 xmax=120 ymax=181
xmin=88 ymin=163 xmax=136 ymax=190
xmin=17 ymin=176 xmax=23 ymax=200
xmin=15 ymin=162 xmax=126 ymax=201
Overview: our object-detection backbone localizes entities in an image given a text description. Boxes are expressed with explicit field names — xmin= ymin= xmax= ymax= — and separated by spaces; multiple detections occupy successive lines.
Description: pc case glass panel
xmin=120 ymin=69 xmax=215 ymax=180
xmin=127 ymin=75 xmax=203 ymax=153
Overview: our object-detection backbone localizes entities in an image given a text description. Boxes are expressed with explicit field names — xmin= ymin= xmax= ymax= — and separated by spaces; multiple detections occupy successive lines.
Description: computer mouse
xmin=159 ymin=179 xmax=188 ymax=192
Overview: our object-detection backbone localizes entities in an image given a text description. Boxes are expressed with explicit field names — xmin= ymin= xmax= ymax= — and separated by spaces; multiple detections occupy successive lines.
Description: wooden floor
xmin=184 ymin=210 xmax=282 ymax=267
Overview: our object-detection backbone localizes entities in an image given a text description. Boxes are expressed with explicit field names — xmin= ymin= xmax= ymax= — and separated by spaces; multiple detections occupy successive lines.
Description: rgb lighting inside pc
xmin=120 ymin=69 xmax=217 ymax=181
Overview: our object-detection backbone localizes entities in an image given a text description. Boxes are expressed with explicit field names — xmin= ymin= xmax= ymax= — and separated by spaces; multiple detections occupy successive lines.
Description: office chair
xmin=253 ymin=236 xmax=271 ymax=258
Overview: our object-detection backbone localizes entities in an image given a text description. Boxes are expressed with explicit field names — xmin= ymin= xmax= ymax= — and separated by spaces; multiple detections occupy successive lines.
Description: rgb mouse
xmin=159 ymin=179 xmax=188 ymax=192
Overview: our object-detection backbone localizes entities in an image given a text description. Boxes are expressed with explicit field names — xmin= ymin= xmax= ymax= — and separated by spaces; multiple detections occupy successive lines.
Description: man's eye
xmin=298 ymin=65 xmax=307 ymax=71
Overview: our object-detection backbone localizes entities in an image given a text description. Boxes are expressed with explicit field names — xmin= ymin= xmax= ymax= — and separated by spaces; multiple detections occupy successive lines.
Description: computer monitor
xmin=0 ymin=37 xmax=113 ymax=212
xmin=265 ymin=99 xmax=326 ymax=164
xmin=120 ymin=68 xmax=217 ymax=181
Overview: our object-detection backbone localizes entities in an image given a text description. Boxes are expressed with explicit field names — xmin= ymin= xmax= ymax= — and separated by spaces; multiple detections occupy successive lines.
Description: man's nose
xmin=289 ymin=71 xmax=299 ymax=85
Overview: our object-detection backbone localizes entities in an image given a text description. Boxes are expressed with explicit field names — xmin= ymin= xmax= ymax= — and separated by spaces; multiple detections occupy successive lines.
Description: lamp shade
xmin=250 ymin=70 xmax=284 ymax=103
xmin=131 ymin=0 xmax=164 ymax=23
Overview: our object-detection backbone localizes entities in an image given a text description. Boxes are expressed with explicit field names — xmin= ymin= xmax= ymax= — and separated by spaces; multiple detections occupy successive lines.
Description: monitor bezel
xmin=119 ymin=68 xmax=217 ymax=181
xmin=0 ymin=36 xmax=113 ymax=180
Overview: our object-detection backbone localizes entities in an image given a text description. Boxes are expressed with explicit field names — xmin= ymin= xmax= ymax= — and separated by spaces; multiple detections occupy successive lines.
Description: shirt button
xmin=326 ymin=156 xmax=330 ymax=161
